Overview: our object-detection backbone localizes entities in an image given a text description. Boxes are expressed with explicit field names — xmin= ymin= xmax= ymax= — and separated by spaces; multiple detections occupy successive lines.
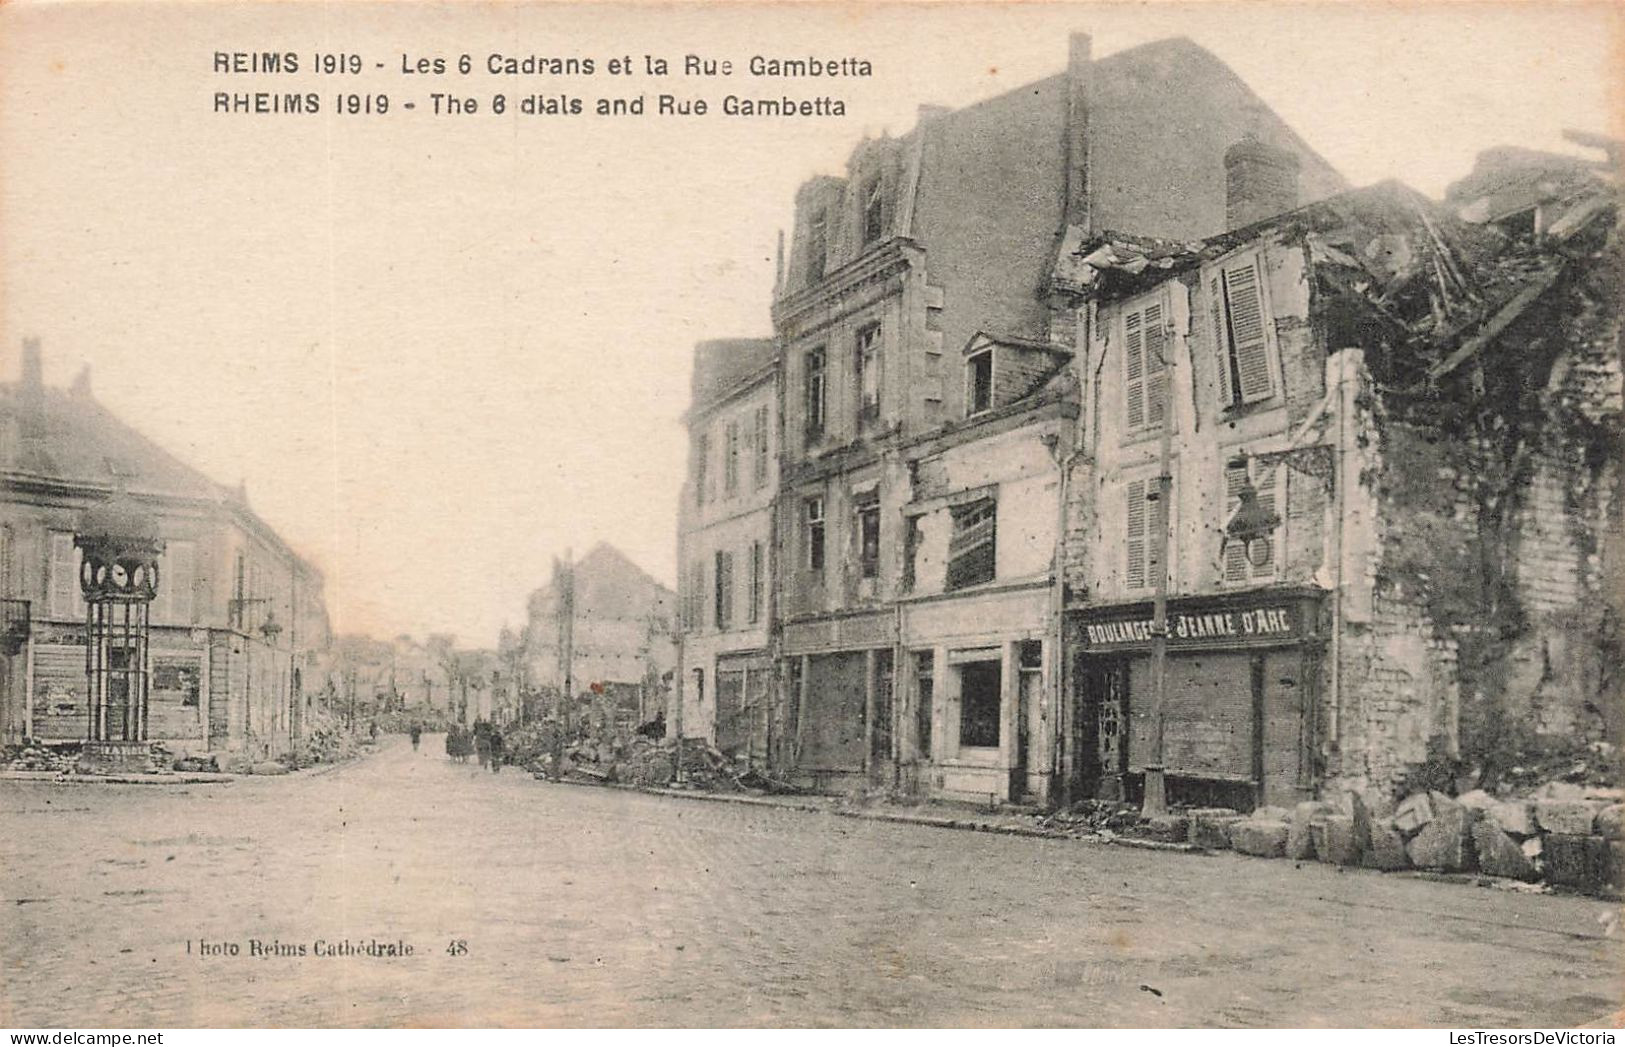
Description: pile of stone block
xmin=1161 ymin=782 xmax=1622 ymax=897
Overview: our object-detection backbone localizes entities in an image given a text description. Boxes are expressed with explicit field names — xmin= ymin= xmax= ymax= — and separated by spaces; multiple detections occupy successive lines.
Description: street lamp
xmin=1223 ymin=456 xmax=1284 ymax=569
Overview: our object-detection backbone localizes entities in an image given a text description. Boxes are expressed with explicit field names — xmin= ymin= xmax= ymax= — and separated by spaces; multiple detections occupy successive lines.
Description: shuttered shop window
xmin=1123 ymin=300 xmax=1167 ymax=433
xmin=1213 ymin=255 xmax=1275 ymax=407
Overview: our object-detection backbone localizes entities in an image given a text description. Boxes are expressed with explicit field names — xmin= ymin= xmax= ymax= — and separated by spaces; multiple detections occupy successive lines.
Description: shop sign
xmin=1080 ymin=603 xmax=1300 ymax=650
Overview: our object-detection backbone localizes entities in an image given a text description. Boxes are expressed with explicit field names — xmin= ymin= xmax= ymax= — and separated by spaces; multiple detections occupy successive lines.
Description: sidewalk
xmin=553 ymin=776 xmax=1206 ymax=853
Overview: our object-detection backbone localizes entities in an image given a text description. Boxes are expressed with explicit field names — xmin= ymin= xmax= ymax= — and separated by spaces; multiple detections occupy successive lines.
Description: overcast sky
xmin=2 ymin=2 xmax=1618 ymax=647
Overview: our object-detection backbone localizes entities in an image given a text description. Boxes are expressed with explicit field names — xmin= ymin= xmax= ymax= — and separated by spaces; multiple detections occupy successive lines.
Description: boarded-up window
xmin=49 ymin=532 xmax=84 ymax=620
xmin=1223 ymin=460 xmax=1280 ymax=582
xmin=946 ymin=499 xmax=996 ymax=591
xmin=1123 ymin=299 xmax=1166 ymax=433
xmin=1212 ymin=255 xmax=1275 ymax=407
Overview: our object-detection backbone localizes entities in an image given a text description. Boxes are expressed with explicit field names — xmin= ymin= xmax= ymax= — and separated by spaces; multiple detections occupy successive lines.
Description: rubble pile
xmin=1089 ymin=776 xmax=1623 ymax=898
xmin=290 ymin=709 xmax=366 ymax=767
xmin=3 ymin=743 xmax=79 ymax=773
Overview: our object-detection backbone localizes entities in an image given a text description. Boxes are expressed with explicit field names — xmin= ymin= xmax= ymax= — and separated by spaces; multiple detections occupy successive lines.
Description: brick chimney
xmin=1064 ymin=31 xmax=1093 ymax=232
xmin=1224 ymin=135 xmax=1300 ymax=230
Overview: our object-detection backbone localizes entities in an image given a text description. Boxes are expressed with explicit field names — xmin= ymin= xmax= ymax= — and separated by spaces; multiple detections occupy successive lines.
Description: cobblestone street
xmin=2 ymin=737 xmax=1620 ymax=1028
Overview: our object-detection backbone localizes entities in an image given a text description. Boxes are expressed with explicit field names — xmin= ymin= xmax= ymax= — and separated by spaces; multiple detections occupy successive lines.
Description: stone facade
xmin=0 ymin=341 xmax=330 ymax=758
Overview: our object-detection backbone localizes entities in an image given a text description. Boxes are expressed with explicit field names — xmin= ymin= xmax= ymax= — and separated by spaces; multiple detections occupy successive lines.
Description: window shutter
xmin=1124 ymin=311 xmax=1145 ymax=430
xmin=1252 ymin=466 xmax=1279 ymax=578
xmin=1211 ymin=275 xmax=1235 ymax=406
xmin=1223 ymin=464 xmax=1250 ymax=583
xmin=1222 ymin=259 xmax=1274 ymax=403
xmin=1126 ymin=479 xmax=1147 ymax=589
xmin=1143 ymin=302 xmax=1166 ymax=428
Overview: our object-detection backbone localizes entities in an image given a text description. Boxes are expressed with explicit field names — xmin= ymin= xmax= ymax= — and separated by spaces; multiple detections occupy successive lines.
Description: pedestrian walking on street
xmin=409 ymin=723 xmax=422 ymax=752
xmin=474 ymin=724 xmax=491 ymax=769
xmin=488 ymin=728 xmax=504 ymax=774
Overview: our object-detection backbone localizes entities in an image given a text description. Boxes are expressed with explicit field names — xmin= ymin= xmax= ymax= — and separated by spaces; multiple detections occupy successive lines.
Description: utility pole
xmin=1143 ymin=330 xmax=1174 ymax=817
xmin=559 ymin=550 xmax=574 ymax=740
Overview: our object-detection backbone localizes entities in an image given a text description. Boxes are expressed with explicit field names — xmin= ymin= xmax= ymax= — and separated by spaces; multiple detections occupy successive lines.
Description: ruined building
xmin=675 ymin=33 xmax=1619 ymax=811
xmin=1052 ymin=138 xmax=1620 ymax=808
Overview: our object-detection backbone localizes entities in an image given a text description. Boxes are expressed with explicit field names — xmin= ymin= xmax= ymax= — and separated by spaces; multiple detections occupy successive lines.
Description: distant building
xmin=676 ymin=338 xmax=777 ymax=757
xmin=0 ymin=340 xmax=330 ymax=757
xmin=521 ymin=543 xmax=676 ymax=724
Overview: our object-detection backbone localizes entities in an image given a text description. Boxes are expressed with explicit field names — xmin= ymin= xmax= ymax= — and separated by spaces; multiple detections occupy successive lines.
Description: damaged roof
xmin=1052 ymin=173 xmax=1619 ymax=396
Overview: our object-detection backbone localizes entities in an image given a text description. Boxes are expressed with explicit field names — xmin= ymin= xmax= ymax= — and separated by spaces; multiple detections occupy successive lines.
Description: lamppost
xmin=76 ymin=492 xmax=162 ymax=768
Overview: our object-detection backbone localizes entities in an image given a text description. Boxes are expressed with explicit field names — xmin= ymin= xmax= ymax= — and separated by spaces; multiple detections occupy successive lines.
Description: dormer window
xmin=861 ymin=175 xmax=884 ymax=245
xmin=808 ymin=207 xmax=828 ymax=283
xmin=967 ymin=350 xmax=993 ymax=416
xmin=804 ymin=348 xmax=826 ymax=445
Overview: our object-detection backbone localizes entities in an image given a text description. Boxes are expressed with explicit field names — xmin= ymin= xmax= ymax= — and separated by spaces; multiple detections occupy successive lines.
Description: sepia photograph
xmin=0 ymin=0 xmax=1621 ymax=1032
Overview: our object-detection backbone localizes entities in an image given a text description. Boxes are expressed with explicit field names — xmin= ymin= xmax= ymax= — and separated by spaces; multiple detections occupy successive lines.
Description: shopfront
xmin=1067 ymin=587 xmax=1324 ymax=809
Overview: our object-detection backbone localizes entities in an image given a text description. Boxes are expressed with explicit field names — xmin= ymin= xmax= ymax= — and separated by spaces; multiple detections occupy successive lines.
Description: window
xmin=724 ymin=421 xmax=740 ymax=495
xmin=153 ymin=540 xmax=195 ymax=625
xmin=967 ymin=350 xmax=993 ymax=416
xmin=684 ymin=561 xmax=706 ymax=632
xmin=856 ymin=491 xmax=881 ymax=579
xmin=855 ymin=325 xmax=882 ymax=424
xmin=752 ymin=405 xmax=770 ymax=488
xmin=913 ymin=650 xmax=934 ymax=759
xmin=804 ymin=349 xmax=826 ymax=445
xmin=804 ymin=496 xmax=826 ymax=572
xmin=1125 ymin=476 xmax=1169 ymax=590
xmin=1223 ymin=459 xmax=1280 ymax=582
xmin=807 ymin=207 xmax=828 ymax=283
xmin=958 ymin=660 xmax=1001 ymax=749
xmin=1210 ymin=255 xmax=1276 ymax=408
xmin=748 ymin=540 xmax=763 ymax=624
xmin=946 ymin=499 xmax=996 ymax=590
xmin=694 ymin=431 xmax=710 ymax=507
xmin=713 ymin=550 xmax=734 ymax=629
xmin=49 ymin=532 xmax=84 ymax=620
xmin=1124 ymin=299 xmax=1168 ymax=432
xmin=862 ymin=175 xmax=885 ymax=245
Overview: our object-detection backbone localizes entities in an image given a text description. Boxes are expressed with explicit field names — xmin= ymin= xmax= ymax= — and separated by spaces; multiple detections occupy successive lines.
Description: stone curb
xmin=0 ymin=770 xmax=235 ymax=785
xmin=624 ymin=782 xmax=1204 ymax=846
